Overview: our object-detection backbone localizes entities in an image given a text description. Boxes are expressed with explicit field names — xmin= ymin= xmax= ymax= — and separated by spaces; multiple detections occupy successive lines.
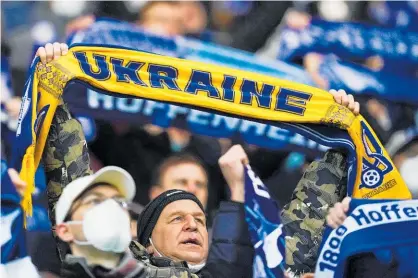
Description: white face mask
xmin=67 ymin=199 xmax=132 ymax=253
xmin=149 ymin=238 xmax=206 ymax=273
xmin=400 ymin=156 xmax=418 ymax=199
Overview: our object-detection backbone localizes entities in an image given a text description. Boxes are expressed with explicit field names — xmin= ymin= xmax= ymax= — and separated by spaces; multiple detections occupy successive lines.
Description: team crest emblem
xmin=359 ymin=121 xmax=393 ymax=189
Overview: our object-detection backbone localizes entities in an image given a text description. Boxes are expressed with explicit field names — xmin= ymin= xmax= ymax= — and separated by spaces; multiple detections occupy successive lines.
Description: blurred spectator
xmin=149 ymin=153 xmax=209 ymax=209
xmin=137 ymin=1 xmax=184 ymax=37
xmin=386 ymin=128 xmax=418 ymax=198
xmin=66 ymin=1 xmax=207 ymax=38
xmin=179 ymin=1 xmax=208 ymax=35
xmin=89 ymin=123 xmax=225 ymax=215
xmin=216 ymin=1 xmax=292 ymax=52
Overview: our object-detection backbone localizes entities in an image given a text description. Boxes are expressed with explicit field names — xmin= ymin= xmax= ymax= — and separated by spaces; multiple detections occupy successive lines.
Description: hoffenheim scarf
xmin=278 ymin=19 xmax=418 ymax=67
xmin=244 ymin=165 xmax=286 ymax=278
xmin=12 ymin=45 xmax=411 ymax=217
xmin=315 ymin=199 xmax=418 ymax=278
xmin=64 ymin=82 xmax=328 ymax=155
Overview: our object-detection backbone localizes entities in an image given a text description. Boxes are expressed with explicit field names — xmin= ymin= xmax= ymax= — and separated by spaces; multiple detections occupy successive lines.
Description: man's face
xmin=160 ymin=163 xmax=208 ymax=208
xmin=139 ymin=3 xmax=184 ymax=36
xmin=151 ymin=199 xmax=208 ymax=264
xmin=59 ymin=185 xmax=127 ymax=242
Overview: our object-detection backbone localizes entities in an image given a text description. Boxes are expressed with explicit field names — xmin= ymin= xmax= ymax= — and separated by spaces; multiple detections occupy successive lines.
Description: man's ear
xmin=55 ymin=223 xmax=74 ymax=243
xmin=149 ymin=185 xmax=163 ymax=201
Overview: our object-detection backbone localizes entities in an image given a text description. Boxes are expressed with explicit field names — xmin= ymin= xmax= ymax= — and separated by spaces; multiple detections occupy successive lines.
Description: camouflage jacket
xmin=281 ymin=149 xmax=348 ymax=276
xmin=42 ymin=104 xmax=199 ymax=278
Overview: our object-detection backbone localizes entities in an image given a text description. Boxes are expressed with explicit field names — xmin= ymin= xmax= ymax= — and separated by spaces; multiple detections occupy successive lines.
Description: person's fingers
xmin=60 ymin=43 xmax=69 ymax=55
xmin=8 ymin=169 xmax=20 ymax=182
xmin=326 ymin=214 xmax=333 ymax=227
xmin=337 ymin=89 xmax=346 ymax=95
xmin=326 ymin=214 xmax=338 ymax=229
xmin=342 ymin=197 xmax=352 ymax=212
xmin=331 ymin=89 xmax=343 ymax=104
xmin=53 ymin=42 xmax=61 ymax=60
xmin=329 ymin=89 xmax=337 ymax=96
xmin=340 ymin=93 xmax=349 ymax=106
xmin=36 ymin=47 xmax=47 ymax=64
xmin=334 ymin=203 xmax=346 ymax=221
xmin=8 ymin=169 xmax=27 ymax=196
xmin=348 ymin=94 xmax=355 ymax=112
xmin=354 ymin=101 xmax=360 ymax=115
xmin=44 ymin=43 xmax=54 ymax=63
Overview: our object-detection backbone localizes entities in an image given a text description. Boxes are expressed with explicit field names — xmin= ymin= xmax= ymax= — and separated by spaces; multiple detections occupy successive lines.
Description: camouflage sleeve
xmin=42 ymin=104 xmax=92 ymax=226
xmin=281 ymin=149 xmax=348 ymax=276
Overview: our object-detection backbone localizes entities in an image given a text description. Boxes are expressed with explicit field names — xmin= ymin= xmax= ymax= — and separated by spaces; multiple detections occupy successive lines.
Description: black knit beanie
xmin=137 ymin=189 xmax=205 ymax=247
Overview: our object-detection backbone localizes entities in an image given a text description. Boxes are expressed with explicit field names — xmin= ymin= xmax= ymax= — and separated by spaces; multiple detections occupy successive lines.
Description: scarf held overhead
xmin=66 ymin=18 xmax=323 ymax=154
xmin=13 ymin=45 xmax=411 ymax=216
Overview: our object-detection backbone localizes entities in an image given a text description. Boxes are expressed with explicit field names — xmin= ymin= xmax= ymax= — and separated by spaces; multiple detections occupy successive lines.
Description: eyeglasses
xmin=64 ymin=196 xmax=129 ymax=222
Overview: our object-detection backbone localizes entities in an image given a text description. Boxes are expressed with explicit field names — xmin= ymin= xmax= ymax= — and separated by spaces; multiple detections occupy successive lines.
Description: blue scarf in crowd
xmin=244 ymin=165 xmax=286 ymax=278
xmin=315 ymin=199 xmax=418 ymax=277
xmin=318 ymin=55 xmax=418 ymax=105
xmin=278 ymin=19 xmax=418 ymax=67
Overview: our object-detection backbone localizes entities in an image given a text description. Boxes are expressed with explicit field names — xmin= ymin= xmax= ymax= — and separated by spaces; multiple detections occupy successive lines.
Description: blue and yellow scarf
xmin=12 ymin=45 xmax=411 ymax=216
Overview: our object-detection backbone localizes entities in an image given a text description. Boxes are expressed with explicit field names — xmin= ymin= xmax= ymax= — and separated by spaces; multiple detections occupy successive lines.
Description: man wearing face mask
xmin=54 ymin=166 xmax=138 ymax=276
xmin=52 ymin=165 xmax=200 ymax=278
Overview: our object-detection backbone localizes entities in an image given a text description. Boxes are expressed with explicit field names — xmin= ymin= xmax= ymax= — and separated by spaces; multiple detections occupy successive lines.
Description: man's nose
xmin=183 ymin=214 xmax=197 ymax=231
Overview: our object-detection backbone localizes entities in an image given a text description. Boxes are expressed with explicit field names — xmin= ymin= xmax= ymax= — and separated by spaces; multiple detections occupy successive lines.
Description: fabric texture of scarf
xmin=12 ymin=45 xmax=411 ymax=217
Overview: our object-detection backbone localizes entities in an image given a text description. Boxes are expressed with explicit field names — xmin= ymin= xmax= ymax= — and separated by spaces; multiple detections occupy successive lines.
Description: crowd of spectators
xmin=1 ymin=1 xmax=417 ymax=278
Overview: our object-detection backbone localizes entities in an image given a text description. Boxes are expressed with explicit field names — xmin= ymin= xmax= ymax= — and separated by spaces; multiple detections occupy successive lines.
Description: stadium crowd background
xmin=1 ymin=1 xmax=418 ymax=277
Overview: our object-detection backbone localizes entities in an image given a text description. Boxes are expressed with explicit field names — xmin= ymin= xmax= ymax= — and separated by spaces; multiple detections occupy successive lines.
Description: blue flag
xmin=244 ymin=165 xmax=286 ymax=278
xmin=315 ymin=199 xmax=418 ymax=278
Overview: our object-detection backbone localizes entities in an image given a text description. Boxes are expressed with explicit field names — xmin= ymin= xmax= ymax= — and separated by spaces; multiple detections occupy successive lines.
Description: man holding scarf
xmin=37 ymin=42 xmax=360 ymax=277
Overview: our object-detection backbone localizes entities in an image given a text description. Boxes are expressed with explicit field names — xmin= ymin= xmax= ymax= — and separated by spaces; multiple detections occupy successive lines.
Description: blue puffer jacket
xmin=201 ymin=201 xmax=254 ymax=278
